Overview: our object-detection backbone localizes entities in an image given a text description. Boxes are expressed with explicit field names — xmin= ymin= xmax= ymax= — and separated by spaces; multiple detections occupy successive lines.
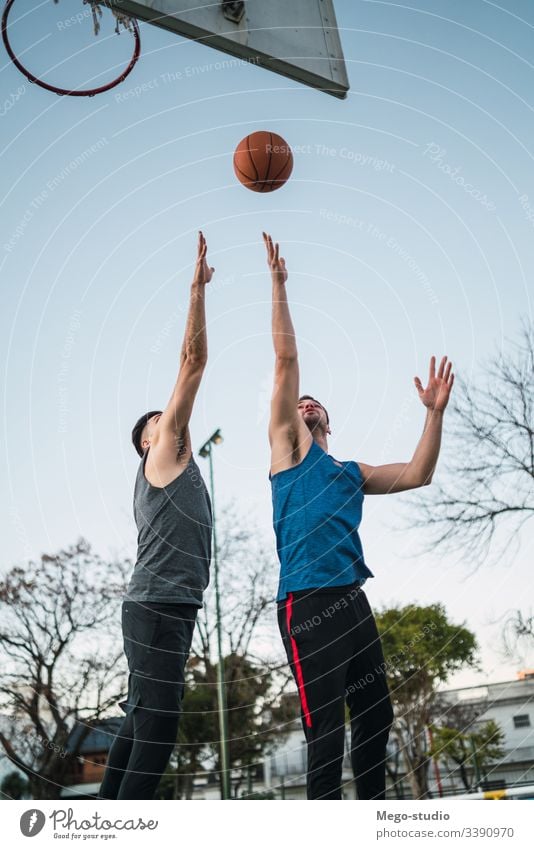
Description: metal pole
xmin=207 ymin=444 xmax=231 ymax=800
xmin=470 ymin=734 xmax=481 ymax=788
xmin=426 ymin=725 xmax=444 ymax=798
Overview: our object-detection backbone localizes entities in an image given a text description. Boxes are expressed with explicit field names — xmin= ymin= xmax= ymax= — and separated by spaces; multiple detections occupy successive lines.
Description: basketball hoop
xmin=1 ymin=0 xmax=141 ymax=97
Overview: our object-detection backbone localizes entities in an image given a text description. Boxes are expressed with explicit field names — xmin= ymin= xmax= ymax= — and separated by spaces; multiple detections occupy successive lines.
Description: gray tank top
xmin=126 ymin=450 xmax=212 ymax=605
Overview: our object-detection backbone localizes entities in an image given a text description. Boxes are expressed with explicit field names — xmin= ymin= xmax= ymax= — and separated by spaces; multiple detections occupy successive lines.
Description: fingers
xmin=444 ymin=360 xmax=452 ymax=383
xmin=437 ymin=355 xmax=447 ymax=380
xmin=262 ymin=231 xmax=274 ymax=262
xmin=414 ymin=376 xmax=423 ymax=394
xmin=428 ymin=355 xmax=436 ymax=382
xmin=194 ymin=231 xmax=213 ymax=283
xmin=198 ymin=230 xmax=207 ymax=260
xmin=262 ymin=233 xmax=287 ymax=276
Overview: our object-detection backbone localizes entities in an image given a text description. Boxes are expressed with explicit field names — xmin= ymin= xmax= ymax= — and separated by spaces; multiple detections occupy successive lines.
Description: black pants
xmin=278 ymin=584 xmax=394 ymax=800
xmin=99 ymin=600 xmax=197 ymax=800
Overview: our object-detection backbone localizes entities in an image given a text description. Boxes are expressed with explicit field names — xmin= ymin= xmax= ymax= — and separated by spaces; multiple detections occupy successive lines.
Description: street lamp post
xmin=469 ymin=734 xmax=482 ymax=788
xmin=426 ymin=724 xmax=444 ymax=798
xmin=199 ymin=429 xmax=231 ymax=801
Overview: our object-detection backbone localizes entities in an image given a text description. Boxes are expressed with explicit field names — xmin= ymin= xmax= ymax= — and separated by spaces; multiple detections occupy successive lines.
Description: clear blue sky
xmin=1 ymin=0 xmax=533 ymax=685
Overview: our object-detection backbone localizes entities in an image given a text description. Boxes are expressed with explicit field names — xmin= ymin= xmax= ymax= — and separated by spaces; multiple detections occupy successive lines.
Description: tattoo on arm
xmin=175 ymin=427 xmax=188 ymax=460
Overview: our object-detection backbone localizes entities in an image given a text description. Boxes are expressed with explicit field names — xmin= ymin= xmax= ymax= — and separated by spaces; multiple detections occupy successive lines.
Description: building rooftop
xmin=443 ymin=675 xmax=534 ymax=703
xmin=66 ymin=718 xmax=122 ymax=754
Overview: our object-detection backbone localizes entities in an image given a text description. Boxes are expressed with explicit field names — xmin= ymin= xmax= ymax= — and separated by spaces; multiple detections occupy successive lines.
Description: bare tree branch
xmin=0 ymin=539 xmax=129 ymax=798
xmin=403 ymin=323 xmax=534 ymax=569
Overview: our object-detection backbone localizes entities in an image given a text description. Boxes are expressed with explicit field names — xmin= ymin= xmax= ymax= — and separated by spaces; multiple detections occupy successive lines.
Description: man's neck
xmin=312 ymin=432 xmax=329 ymax=453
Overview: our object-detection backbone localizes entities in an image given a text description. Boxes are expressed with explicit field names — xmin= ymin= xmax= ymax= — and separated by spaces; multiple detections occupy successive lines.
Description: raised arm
xmin=150 ymin=232 xmax=214 ymax=470
xmin=264 ymin=232 xmax=310 ymax=472
xmin=359 ymin=355 xmax=454 ymax=494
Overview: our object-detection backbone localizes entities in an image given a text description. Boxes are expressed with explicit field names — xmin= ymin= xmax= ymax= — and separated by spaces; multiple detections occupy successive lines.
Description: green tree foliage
xmin=428 ymin=720 xmax=505 ymax=791
xmin=0 ymin=769 xmax=30 ymax=799
xmin=376 ymin=603 xmax=478 ymax=799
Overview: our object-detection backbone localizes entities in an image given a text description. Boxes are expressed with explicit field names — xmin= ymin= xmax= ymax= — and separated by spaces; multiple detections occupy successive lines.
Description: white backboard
xmin=111 ymin=0 xmax=349 ymax=98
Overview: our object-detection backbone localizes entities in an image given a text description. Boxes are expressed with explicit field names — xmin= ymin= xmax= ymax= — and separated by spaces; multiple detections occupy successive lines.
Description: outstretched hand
xmin=414 ymin=355 xmax=454 ymax=412
xmin=263 ymin=232 xmax=288 ymax=285
xmin=193 ymin=231 xmax=214 ymax=286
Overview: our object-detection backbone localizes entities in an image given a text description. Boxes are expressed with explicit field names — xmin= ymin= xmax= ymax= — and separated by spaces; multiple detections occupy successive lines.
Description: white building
xmin=263 ymin=723 xmax=356 ymax=799
xmin=260 ymin=672 xmax=534 ymax=799
xmin=435 ymin=672 xmax=534 ymax=793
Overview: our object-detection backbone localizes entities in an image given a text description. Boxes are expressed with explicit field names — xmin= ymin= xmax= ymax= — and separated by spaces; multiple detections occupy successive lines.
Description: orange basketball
xmin=233 ymin=131 xmax=293 ymax=193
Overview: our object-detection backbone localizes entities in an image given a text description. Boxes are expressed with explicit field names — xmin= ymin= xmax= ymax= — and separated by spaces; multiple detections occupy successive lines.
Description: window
xmin=513 ymin=714 xmax=531 ymax=729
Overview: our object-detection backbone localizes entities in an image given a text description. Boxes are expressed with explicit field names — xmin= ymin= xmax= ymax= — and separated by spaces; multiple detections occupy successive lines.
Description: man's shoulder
xmin=143 ymin=442 xmax=193 ymax=489
xmin=270 ymin=429 xmax=314 ymax=478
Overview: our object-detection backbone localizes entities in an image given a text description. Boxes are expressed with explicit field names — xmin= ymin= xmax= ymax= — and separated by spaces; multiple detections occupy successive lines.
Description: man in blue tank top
xmin=263 ymin=232 xmax=455 ymax=800
xmin=100 ymin=232 xmax=214 ymax=800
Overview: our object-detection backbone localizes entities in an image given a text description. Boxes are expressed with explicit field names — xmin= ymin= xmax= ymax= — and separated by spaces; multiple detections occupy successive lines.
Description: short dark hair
xmin=298 ymin=395 xmax=329 ymax=425
xmin=131 ymin=410 xmax=163 ymax=457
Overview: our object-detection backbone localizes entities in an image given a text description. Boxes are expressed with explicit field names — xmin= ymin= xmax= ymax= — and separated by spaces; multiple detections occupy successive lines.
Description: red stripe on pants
xmin=286 ymin=593 xmax=312 ymax=728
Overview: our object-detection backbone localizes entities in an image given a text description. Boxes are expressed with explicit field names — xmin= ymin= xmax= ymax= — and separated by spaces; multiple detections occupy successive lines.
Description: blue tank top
xmin=270 ymin=441 xmax=374 ymax=601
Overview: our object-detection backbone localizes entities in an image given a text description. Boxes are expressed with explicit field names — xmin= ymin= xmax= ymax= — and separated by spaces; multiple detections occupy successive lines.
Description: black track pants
xmin=99 ymin=600 xmax=197 ymax=800
xmin=278 ymin=584 xmax=394 ymax=800
xmin=98 ymin=705 xmax=180 ymax=800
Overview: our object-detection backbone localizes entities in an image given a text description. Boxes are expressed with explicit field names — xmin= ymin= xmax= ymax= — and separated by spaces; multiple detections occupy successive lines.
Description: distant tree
xmin=385 ymin=739 xmax=407 ymax=799
xmin=407 ymin=323 xmax=534 ymax=682
xmin=503 ymin=608 xmax=534 ymax=661
xmin=0 ymin=769 xmax=30 ymax=799
xmin=408 ymin=322 xmax=534 ymax=569
xmin=428 ymin=719 xmax=505 ymax=792
xmin=0 ymin=539 xmax=129 ymax=799
xmin=164 ymin=667 xmax=215 ymax=799
xmin=376 ymin=603 xmax=478 ymax=800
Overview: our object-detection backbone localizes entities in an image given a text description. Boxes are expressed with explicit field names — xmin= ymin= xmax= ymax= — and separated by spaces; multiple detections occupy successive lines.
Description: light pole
xmin=469 ymin=734 xmax=481 ymax=788
xmin=199 ymin=428 xmax=231 ymax=800
xmin=426 ymin=724 xmax=444 ymax=798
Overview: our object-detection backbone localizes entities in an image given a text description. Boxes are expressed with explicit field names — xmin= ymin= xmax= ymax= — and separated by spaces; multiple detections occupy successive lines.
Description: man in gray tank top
xmin=100 ymin=232 xmax=214 ymax=800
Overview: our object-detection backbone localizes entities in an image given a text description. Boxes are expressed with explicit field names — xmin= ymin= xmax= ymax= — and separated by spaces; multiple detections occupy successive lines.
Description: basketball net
xmin=53 ymin=0 xmax=135 ymax=36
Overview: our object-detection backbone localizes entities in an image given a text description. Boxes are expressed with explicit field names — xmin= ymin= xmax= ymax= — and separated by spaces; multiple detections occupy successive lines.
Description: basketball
xmin=233 ymin=131 xmax=293 ymax=193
